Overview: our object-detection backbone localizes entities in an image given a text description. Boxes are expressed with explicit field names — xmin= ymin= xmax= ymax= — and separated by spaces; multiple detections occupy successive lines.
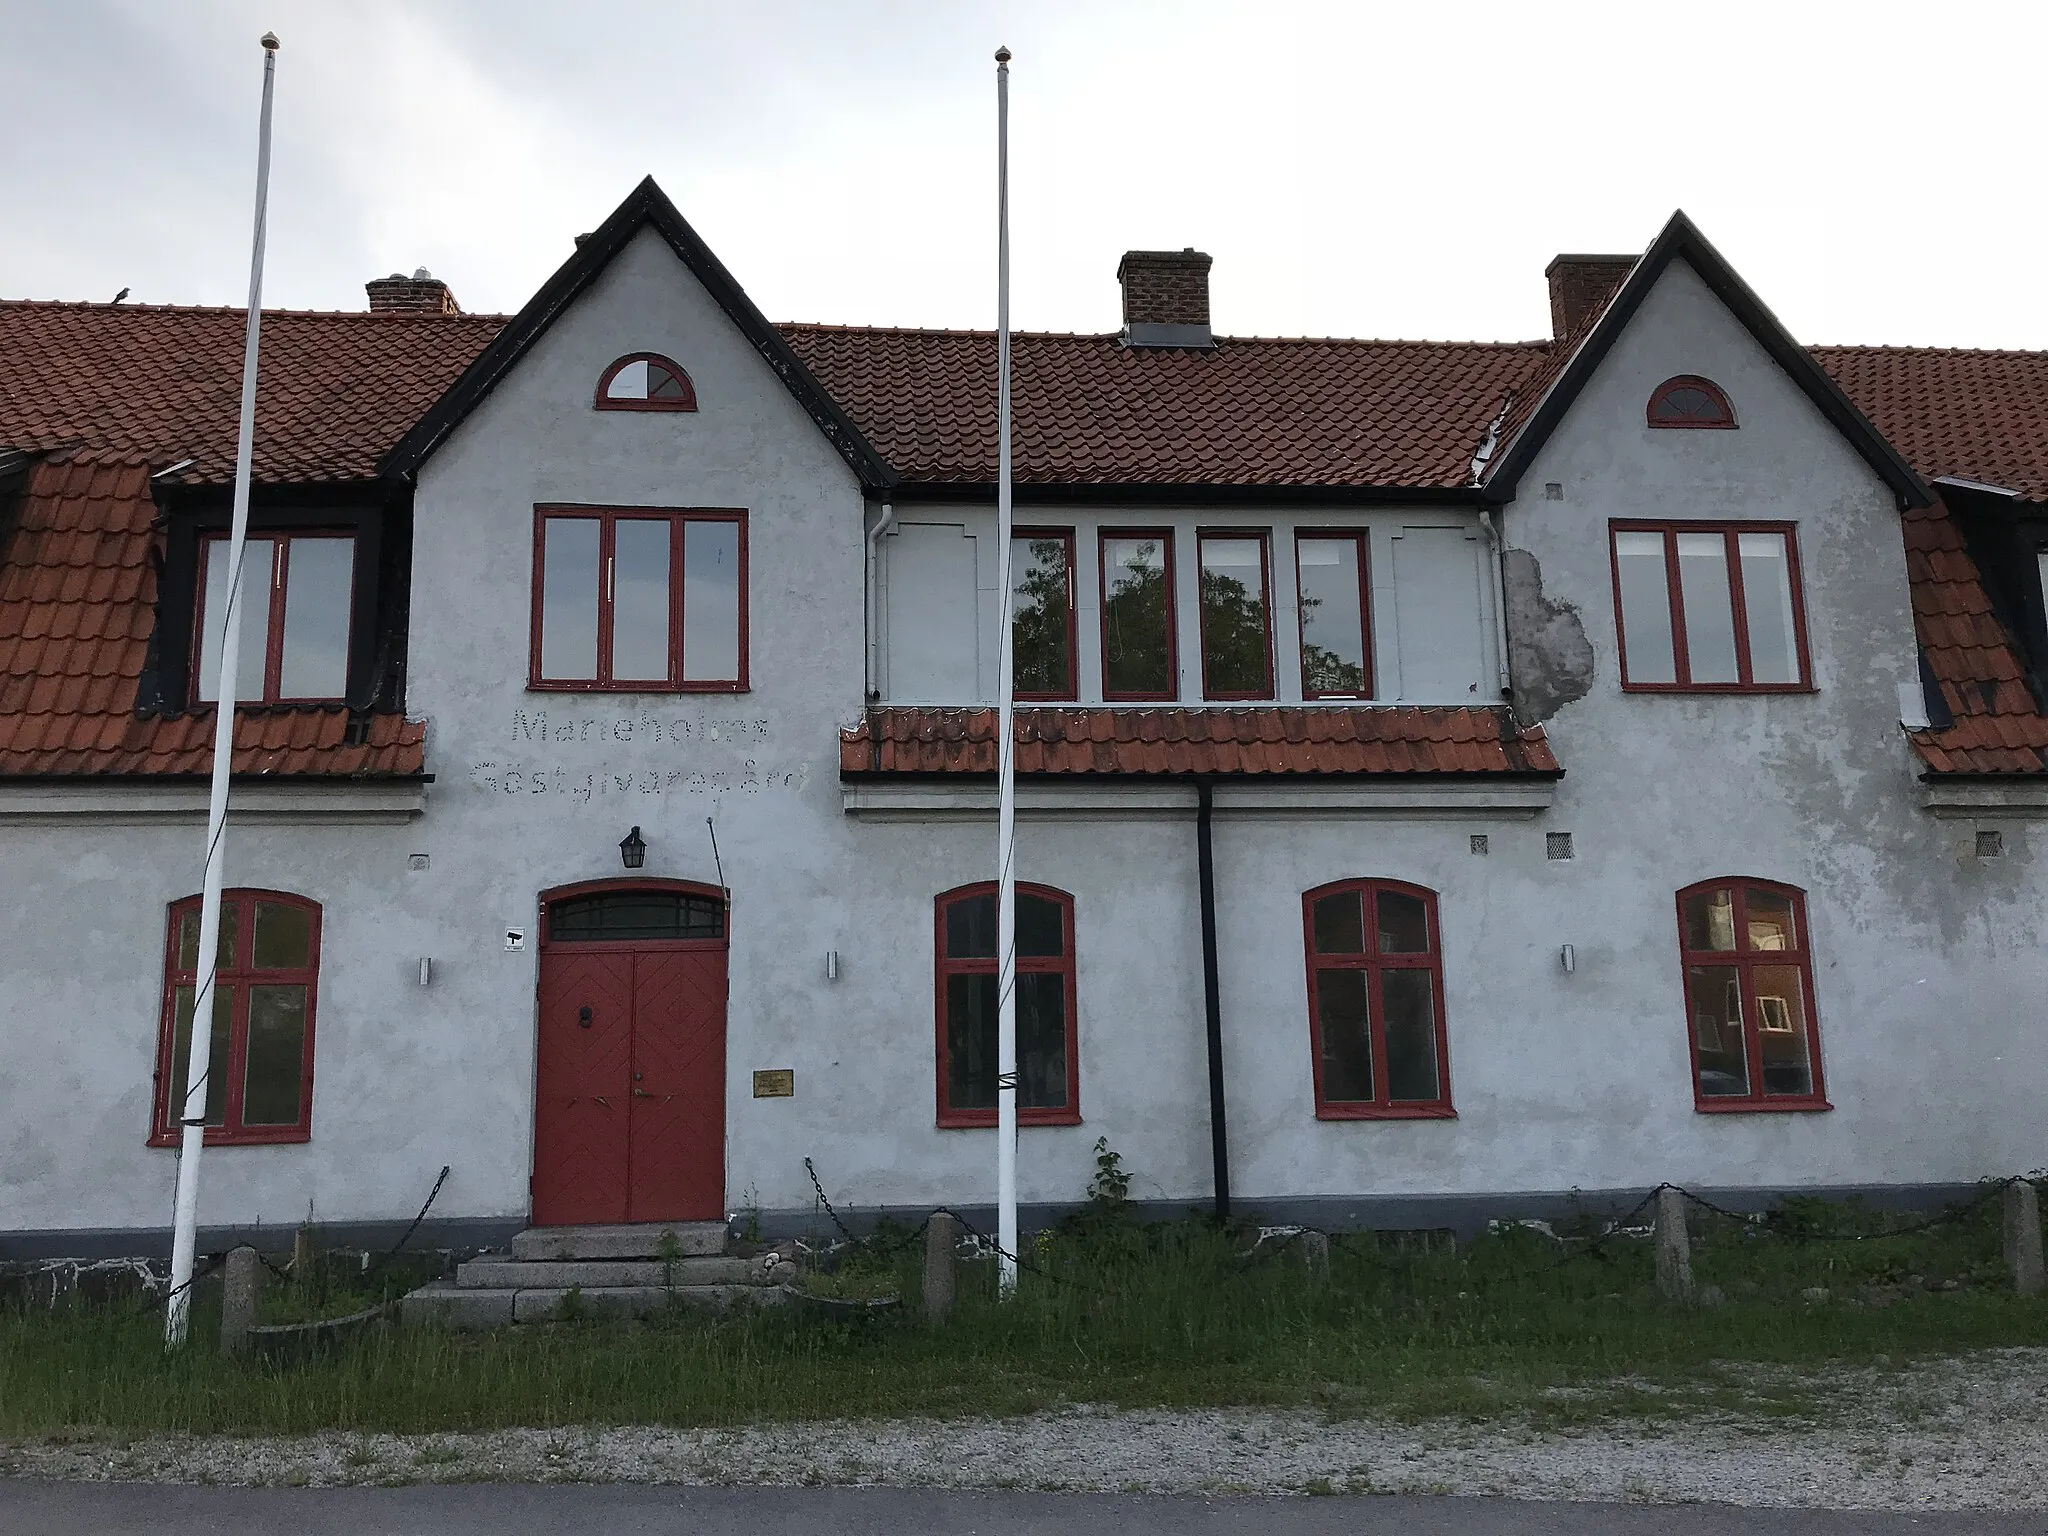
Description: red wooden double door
xmin=531 ymin=883 xmax=728 ymax=1226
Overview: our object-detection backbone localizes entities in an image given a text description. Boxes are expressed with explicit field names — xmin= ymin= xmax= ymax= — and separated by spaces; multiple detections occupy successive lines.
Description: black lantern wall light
xmin=619 ymin=826 xmax=646 ymax=869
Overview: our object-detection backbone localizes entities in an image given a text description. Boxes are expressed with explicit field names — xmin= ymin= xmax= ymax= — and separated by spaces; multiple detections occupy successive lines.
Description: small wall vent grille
xmin=1976 ymin=829 xmax=2004 ymax=858
xmin=1546 ymin=832 xmax=1575 ymax=861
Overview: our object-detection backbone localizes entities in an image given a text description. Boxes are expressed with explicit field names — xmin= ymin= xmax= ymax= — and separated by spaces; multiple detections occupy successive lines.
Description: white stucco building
xmin=2 ymin=183 xmax=2043 ymax=1256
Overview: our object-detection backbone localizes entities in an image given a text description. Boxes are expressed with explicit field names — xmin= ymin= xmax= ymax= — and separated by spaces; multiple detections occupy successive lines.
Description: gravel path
xmin=6 ymin=1349 xmax=2047 ymax=1510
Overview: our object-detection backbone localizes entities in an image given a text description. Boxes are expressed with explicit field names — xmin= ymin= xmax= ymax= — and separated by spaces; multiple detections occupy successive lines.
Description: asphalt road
xmin=0 ymin=1483 xmax=2039 ymax=1535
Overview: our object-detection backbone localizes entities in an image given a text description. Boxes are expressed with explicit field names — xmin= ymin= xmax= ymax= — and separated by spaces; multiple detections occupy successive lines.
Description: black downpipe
xmin=1195 ymin=779 xmax=1231 ymax=1220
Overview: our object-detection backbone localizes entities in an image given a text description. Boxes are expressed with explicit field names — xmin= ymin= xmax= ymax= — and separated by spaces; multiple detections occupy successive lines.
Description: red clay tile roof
xmin=783 ymin=327 xmax=1544 ymax=489
xmin=9 ymin=296 xmax=2048 ymax=779
xmin=0 ymin=453 xmax=425 ymax=778
xmin=1891 ymin=495 xmax=2048 ymax=774
xmin=1810 ymin=349 xmax=2048 ymax=773
xmin=1816 ymin=347 xmax=2048 ymax=502
xmin=0 ymin=300 xmax=505 ymax=483
xmin=840 ymin=706 xmax=1560 ymax=778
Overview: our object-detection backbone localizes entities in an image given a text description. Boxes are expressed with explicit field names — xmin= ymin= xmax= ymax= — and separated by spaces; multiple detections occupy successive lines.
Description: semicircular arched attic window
xmin=1647 ymin=375 xmax=1735 ymax=429
xmin=596 ymin=353 xmax=698 ymax=412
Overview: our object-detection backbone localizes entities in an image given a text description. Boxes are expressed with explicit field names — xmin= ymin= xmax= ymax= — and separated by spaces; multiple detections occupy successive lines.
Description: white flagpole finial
xmin=995 ymin=45 xmax=1011 ymax=63
xmin=260 ymin=31 xmax=279 ymax=50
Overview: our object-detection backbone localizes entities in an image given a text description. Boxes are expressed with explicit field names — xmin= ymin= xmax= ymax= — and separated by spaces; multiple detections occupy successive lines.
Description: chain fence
xmin=797 ymin=1158 xmax=2042 ymax=1301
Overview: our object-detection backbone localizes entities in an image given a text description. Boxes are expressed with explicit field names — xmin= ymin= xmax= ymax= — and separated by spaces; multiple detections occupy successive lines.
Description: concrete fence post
xmin=923 ymin=1212 xmax=960 ymax=1322
xmin=2006 ymin=1180 xmax=2045 ymax=1297
xmin=219 ymin=1245 xmax=263 ymax=1357
xmin=1654 ymin=1187 xmax=1694 ymax=1303
xmin=1297 ymin=1229 xmax=1331 ymax=1276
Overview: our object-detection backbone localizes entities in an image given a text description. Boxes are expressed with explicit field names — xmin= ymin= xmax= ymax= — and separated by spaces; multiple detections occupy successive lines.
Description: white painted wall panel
xmin=883 ymin=524 xmax=980 ymax=703
xmin=1390 ymin=526 xmax=1487 ymax=701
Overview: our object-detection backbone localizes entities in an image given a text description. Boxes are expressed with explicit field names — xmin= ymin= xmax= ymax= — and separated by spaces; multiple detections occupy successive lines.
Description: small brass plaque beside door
xmin=752 ymin=1069 xmax=795 ymax=1099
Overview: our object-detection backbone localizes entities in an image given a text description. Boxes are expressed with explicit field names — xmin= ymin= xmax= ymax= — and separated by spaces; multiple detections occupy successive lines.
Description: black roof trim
xmin=1915 ymin=769 xmax=2048 ymax=783
xmin=838 ymin=767 xmax=1565 ymax=785
xmin=379 ymin=176 xmax=897 ymax=490
xmin=888 ymin=481 xmax=1482 ymax=508
xmin=1483 ymin=211 xmax=1931 ymax=511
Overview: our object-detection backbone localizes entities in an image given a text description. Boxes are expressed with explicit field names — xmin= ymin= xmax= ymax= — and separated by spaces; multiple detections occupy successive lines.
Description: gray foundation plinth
xmin=218 ymin=1246 xmax=262 ymax=1357
xmin=923 ymin=1212 xmax=959 ymax=1321
xmin=1653 ymin=1187 xmax=1694 ymax=1303
xmin=2006 ymin=1180 xmax=2045 ymax=1296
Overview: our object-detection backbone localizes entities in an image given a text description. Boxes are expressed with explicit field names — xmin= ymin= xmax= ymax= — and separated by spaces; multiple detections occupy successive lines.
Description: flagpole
xmin=166 ymin=30 xmax=280 ymax=1349
xmin=993 ymin=44 xmax=1019 ymax=1296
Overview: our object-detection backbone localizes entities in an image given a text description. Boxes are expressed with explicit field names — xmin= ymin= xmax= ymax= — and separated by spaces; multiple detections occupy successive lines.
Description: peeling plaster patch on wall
xmin=1502 ymin=547 xmax=1595 ymax=722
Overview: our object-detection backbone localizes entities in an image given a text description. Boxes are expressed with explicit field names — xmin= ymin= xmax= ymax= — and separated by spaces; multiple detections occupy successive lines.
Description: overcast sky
xmin=3 ymin=1 xmax=2044 ymax=348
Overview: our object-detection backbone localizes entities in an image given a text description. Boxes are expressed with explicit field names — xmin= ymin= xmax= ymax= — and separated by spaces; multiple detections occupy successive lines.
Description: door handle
xmin=578 ymin=1006 xmax=593 ymax=1029
xmin=633 ymin=1088 xmax=655 ymax=1098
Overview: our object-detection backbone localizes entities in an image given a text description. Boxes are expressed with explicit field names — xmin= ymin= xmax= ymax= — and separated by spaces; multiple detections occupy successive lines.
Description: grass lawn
xmin=4 ymin=1192 xmax=2045 ymax=1439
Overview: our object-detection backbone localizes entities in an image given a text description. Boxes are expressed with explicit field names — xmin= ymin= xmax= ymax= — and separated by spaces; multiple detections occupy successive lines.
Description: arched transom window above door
xmin=596 ymin=353 xmax=698 ymax=411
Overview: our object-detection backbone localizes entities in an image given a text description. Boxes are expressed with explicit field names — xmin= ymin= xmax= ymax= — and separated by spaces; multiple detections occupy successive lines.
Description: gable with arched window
xmin=1647 ymin=374 xmax=1735 ymax=428
xmin=596 ymin=353 xmax=698 ymax=411
xmin=1675 ymin=878 xmax=1828 ymax=1111
xmin=151 ymin=890 xmax=321 ymax=1145
xmin=934 ymin=882 xmax=1080 ymax=1127
xmin=1302 ymin=879 xmax=1453 ymax=1118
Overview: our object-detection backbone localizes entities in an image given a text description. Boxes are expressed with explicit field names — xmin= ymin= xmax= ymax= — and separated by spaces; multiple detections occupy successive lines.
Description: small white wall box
xmin=1560 ymin=944 xmax=1576 ymax=974
xmin=418 ymin=957 xmax=432 ymax=987
xmin=825 ymin=949 xmax=840 ymax=981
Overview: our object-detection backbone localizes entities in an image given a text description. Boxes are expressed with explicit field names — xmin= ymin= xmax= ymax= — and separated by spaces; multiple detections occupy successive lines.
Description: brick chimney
xmin=365 ymin=267 xmax=462 ymax=315
xmin=1117 ymin=248 xmax=1214 ymax=348
xmin=1544 ymin=254 xmax=1634 ymax=340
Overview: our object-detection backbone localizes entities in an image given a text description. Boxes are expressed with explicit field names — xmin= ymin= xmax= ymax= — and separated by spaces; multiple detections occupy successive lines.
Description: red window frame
xmin=150 ymin=889 xmax=321 ymax=1147
xmin=1608 ymin=520 xmax=1813 ymax=693
xmin=1647 ymin=374 xmax=1736 ymax=429
xmin=529 ymin=505 xmax=749 ymax=692
xmin=933 ymin=881 xmax=1082 ymax=1129
xmin=1301 ymin=879 xmax=1455 ymax=1120
xmin=1293 ymin=528 xmax=1375 ymax=700
xmin=594 ymin=352 xmax=699 ymax=412
xmin=1098 ymin=527 xmax=1178 ymax=702
xmin=1196 ymin=527 xmax=1276 ymax=701
xmin=190 ymin=532 xmax=356 ymax=706
xmin=1011 ymin=526 xmax=1079 ymax=702
xmin=1674 ymin=879 xmax=1830 ymax=1113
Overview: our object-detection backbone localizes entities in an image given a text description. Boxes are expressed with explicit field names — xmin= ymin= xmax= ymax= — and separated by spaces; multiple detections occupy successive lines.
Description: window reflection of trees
xmin=1011 ymin=536 xmax=1071 ymax=696
xmin=1199 ymin=561 xmax=1270 ymax=696
xmin=1299 ymin=586 xmax=1368 ymax=694
xmin=1104 ymin=540 xmax=1172 ymax=695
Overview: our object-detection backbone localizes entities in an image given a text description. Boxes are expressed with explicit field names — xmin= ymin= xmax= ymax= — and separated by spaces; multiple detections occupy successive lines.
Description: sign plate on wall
xmin=752 ymin=1069 xmax=794 ymax=1099
xmin=504 ymin=927 xmax=526 ymax=952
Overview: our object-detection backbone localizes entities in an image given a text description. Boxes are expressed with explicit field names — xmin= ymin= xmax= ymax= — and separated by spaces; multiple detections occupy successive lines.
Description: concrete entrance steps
xmin=401 ymin=1222 xmax=790 ymax=1329
xmin=508 ymin=1222 xmax=727 ymax=1261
